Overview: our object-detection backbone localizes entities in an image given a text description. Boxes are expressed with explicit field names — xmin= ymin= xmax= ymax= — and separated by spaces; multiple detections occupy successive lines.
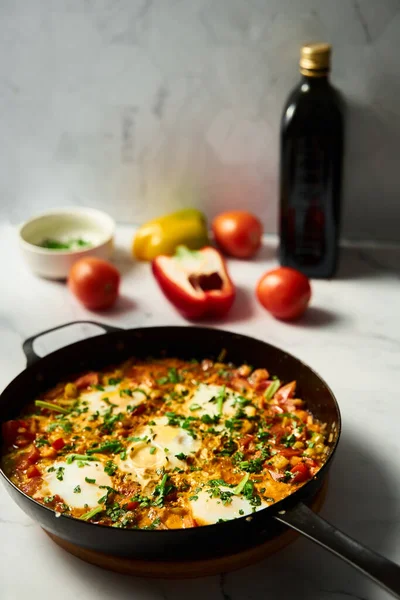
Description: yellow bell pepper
xmin=132 ymin=209 xmax=209 ymax=261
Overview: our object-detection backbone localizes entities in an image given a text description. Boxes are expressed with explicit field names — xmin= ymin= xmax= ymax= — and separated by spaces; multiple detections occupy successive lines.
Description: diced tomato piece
xmin=183 ymin=514 xmax=198 ymax=528
xmin=2 ymin=420 xmax=20 ymax=445
xmin=26 ymin=465 xmax=41 ymax=478
xmin=248 ymin=369 xmax=270 ymax=390
xmin=51 ymin=437 xmax=66 ymax=451
xmin=125 ymin=501 xmax=139 ymax=511
xmin=15 ymin=458 xmax=30 ymax=472
xmin=268 ymin=470 xmax=285 ymax=482
xmin=27 ymin=447 xmax=40 ymax=464
xmin=238 ymin=434 xmax=254 ymax=449
xmin=74 ymin=372 xmax=99 ymax=390
xmin=290 ymin=462 xmax=310 ymax=484
xmin=131 ymin=404 xmax=146 ymax=416
xmin=275 ymin=381 xmax=296 ymax=402
xmin=270 ymin=404 xmax=284 ymax=414
xmin=230 ymin=377 xmax=252 ymax=393
xmin=280 ymin=448 xmax=301 ymax=458
xmin=269 ymin=424 xmax=286 ymax=437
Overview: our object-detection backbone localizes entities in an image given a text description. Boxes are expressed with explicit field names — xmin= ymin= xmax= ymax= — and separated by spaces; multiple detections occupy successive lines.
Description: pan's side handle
xmin=275 ymin=502 xmax=400 ymax=599
xmin=22 ymin=321 xmax=124 ymax=367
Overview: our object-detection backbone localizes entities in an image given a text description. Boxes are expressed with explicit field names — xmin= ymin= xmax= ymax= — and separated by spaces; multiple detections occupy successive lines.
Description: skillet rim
xmin=0 ymin=325 xmax=342 ymax=535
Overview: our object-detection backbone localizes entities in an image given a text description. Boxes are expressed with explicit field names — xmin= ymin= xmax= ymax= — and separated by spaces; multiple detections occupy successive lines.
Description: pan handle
xmin=22 ymin=321 xmax=124 ymax=367
xmin=275 ymin=502 xmax=400 ymax=599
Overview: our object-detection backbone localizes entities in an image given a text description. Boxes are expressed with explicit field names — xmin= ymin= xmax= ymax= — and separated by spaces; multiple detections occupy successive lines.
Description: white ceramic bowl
xmin=18 ymin=207 xmax=115 ymax=279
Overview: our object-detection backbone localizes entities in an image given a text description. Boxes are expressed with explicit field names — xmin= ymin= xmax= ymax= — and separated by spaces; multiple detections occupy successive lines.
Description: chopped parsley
xmin=152 ymin=473 xmax=175 ymax=507
xmin=167 ymin=367 xmax=182 ymax=383
xmin=56 ymin=466 xmax=65 ymax=481
xmin=238 ymin=458 xmax=264 ymax=474
xmin=143 ymin=517 xmax=161 ymax=530
xmin=281 ymin=433 xmax=296 ymax=447
xmin=85 ymin=477 xmax=96 ymax=484
xmin=108 ymin=377 xmax=122 ymax=386
xmin=149 ymin=447 xmax=156 ymax=455
xmin=175 ymin=452 xmax=188 ymax=460
xmin=35 ymin=437 xmax=50 ymax=447
xmin=87 ymin=440 xmax=124 ymax=455
xmin=104 ymin=460 xmax=117 ymax=476
xmin=73 ymin=485 xmax=81 ymax=494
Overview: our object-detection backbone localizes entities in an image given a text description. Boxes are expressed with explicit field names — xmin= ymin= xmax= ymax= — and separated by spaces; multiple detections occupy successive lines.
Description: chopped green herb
xmin=189 ymin=495 xmax=198 ymax=501
xmin=35 ymin=400 xmax=69 ymax=415
xmin=104 ymin=460 xmax=117 ymax=476
xmin=264 ymin=379 xmax=281 ymax=400
xmin=201 ymin=414 xmax=219 ymax=425
xmin=175 ymin=452 xmax=188 ymax=461
xmin=149 ymin=447 xmax=156 ymax=455
xmin=87 ymin=440 xmax=124 ymax=454
xmin=80 ymin=506 xmax=103 ymax=521
xmin=152 ymin=473 xmax=175 ymax=507
xmin=39 ymin=237 xmax=92 ymax=250
xmin=35 ymin=437 xmax=50 ymax=447
xmin=168 ymin=367 xmax=182 ymax=383
xmin=189 ymin=403 xmax=201 ymax=411
xmin=143 ymin=517 xmax=161 ymax=530
xmin=157 ymin=377 xmax=169 ymax=385
xmin=128 ymin=435 xmax=149 ymax=443
xmin=85 ymin=477 xmax=96 ymax=484
xmin=66 ymin=454 xmax=96 ymax=464
xmin=216 ymin=386 xmax=226 ymax=415
xmin=108 ymin=377 xmax=122 ymax=386
xmin=74 ymin=485 xmax=81 ymax=494
xmin=238 ymin=458 xmax=264 ymax=474
xmin=56 ymin=466 xmax=65 ymax=481
xmin=281 ymin=433 xmax=296 ymax=448
xmin=233 ymin=473 xmax=250 ymax=495
xmin=93 ymin=384 xmax=105 ymax=391
xmin=43 ymin=495 xmax=54 ymax=504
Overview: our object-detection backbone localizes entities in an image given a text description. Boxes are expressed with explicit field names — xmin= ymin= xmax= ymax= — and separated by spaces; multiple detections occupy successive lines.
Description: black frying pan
xmin=1 ymin=321 xmax=399 ymax=598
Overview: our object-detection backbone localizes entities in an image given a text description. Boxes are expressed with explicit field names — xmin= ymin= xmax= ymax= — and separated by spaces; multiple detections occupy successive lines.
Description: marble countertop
xmin=1 ymin=222 xmax=400 ymax=600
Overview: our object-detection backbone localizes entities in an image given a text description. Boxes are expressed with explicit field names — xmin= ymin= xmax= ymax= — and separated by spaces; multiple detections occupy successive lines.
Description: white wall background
xmin=1 ymin=0 xmax=400 ymax=241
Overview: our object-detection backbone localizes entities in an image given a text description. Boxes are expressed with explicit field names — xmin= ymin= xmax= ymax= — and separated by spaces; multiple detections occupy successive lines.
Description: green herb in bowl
xmin=38 ymin=238 xmax=92 ymax=251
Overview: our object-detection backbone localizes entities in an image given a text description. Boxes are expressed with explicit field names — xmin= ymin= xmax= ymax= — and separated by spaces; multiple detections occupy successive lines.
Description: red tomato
xmin=27 ymin=447 xmax=40 ymax=464
xmin=68 ymin=257 xmax=120 ymax=310
xmin=26 ymin=465 xmax=41 ymax=478
xmin=51 ymin=437 xmax=66 ymax=451
xmin=75 ymin=372 xmax=99 ymax=390
xmin=125 ymin=501 xmax=139 ymax=511
xmin=212 ymin=211 xmax=263 ymax=259
xmin=290 ymin=462 xmax=310 ymax=483
xmin=256 ymin=267 xmax=311 ymax=320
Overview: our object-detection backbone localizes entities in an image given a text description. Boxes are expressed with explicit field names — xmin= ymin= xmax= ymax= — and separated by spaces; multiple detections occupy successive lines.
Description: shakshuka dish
xmin=1 ymin=357 xmax=329 ymax=529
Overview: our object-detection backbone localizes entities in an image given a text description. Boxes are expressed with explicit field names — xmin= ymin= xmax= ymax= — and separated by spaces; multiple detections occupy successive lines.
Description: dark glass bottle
xmin=279 ymin=43 xmax=344 ymax=278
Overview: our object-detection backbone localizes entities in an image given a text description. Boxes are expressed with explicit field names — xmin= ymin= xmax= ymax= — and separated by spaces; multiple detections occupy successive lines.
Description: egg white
xmin=39 ymin=460 xmax=112 ymax=509
xmin=80 ymin=384 xmax=149 ymax=415
xmin=189 ymin=488 xmax=267 ymax=525
xmin=118 ymin=423 xmax=201 ymax=484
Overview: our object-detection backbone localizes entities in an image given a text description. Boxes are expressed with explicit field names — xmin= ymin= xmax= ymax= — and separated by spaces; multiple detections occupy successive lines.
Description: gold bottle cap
xmin=300 ymin=43 xmax=331 ymax=77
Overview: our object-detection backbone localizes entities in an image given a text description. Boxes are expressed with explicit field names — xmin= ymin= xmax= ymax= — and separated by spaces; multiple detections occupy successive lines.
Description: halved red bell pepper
xmin=152 ymin=245 xmax=236 ymax=319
